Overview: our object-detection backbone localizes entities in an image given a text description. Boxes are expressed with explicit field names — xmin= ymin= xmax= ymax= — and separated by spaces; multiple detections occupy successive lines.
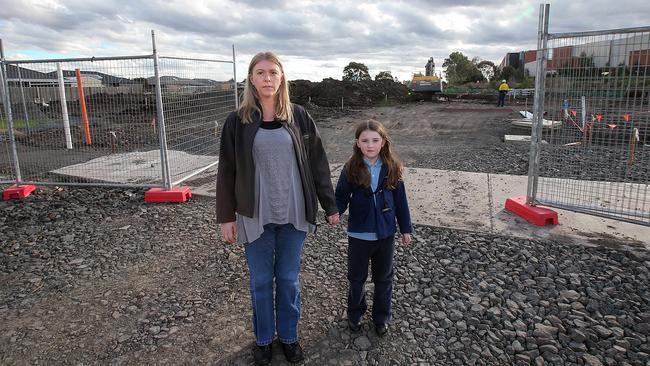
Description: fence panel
xmin=1 ymin=34 xmax=237 ymax=194
xmin=0 ymin=56 xmax=166 ymax=187
xmin=534 ymin=27 xmax=650 ymax=225
xmin=157 ymin=56 xmax=236 ymax=186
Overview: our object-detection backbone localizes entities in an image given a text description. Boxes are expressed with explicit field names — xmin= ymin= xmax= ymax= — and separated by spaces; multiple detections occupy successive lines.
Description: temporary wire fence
xmin=528 ymin=5 xmax=649 ymax=225
xmin=0 ymin=33 xmax=237 ymax=192
xmin=157 ymin=56 xmax=235 ymax=186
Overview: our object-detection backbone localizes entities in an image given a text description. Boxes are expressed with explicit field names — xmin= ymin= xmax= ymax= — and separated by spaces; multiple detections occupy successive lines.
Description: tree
xmin=342 ymin=62 xmax=371 ymax=81
xmin=476 ymin=60 xmax=496 ymax=81
xmin=498 ymin=66 xmax=516 ymax=82
xmin=518 ymin=75 xmax=534 ymax=88
xmin=375 ymin=71 xmax=393 ymax=81
xmin=442 ymin=52 xmax=483 ymax=86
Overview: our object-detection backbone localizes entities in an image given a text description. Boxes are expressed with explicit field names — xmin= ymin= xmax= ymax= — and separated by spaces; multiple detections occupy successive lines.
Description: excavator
xmin=409 ymin=57 xmax=443 ymax=100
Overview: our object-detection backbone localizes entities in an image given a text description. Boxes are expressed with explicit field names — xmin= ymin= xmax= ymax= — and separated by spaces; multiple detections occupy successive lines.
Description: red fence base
xmin=3 ymin=184 xmax=37 ymax=201
xmin=145 ymin=187 xmax=192 ymax=203
xmin=505 ymin=196 xmax=558 ymax=226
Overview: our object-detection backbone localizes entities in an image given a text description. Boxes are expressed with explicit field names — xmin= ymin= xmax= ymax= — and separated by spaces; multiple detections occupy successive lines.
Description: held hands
xmin=327 ymin=213 xmax=340 ymax=226
xmin=220 ymin=222 xmax=237 ymax=244
xmin=402 ymin=233 xmax=412 ymax=246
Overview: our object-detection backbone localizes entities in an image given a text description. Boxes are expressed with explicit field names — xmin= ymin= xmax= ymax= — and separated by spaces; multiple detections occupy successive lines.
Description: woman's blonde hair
xmin=238 ymin=51 xmax=293 ymax=124
xmin=345 ymin=119 xmax=403 ymax=189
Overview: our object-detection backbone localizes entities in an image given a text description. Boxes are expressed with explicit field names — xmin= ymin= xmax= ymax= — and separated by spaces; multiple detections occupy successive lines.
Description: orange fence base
xmin=3 ymin=184 xmax=37 ymax=201
xmin=505 ymin=196 xmax=558 ymax=226
xmin=145 ymin=187 xmax=192 ymax=203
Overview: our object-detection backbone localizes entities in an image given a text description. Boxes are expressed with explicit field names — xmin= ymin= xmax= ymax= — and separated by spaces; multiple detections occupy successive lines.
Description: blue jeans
xmin=244 ymin=223 xmax=306 ymax=346
xmin=497 ymin=91 xmax=507 ymax=106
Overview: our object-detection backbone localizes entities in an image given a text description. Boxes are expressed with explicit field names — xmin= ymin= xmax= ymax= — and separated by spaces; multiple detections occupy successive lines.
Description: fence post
xmin=16 ymin=66 xmax=30 ymax=134
xmin=0 ymin=39 xmax=23 ymax=183
xmin=151 ymin=30 xmax=173 ymax=190
xmin=526 ymin=3 xmax=550 ymax=205
xmin=232 ymin=44 xmax=238 ymax=109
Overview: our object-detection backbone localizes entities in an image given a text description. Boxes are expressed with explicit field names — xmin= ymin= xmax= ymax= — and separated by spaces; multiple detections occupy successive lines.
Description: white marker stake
xmin=57 ymin=63 xmax=72 ymax=149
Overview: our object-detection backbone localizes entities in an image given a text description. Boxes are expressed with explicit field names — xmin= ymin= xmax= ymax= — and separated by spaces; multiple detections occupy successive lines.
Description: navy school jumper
xmin=335 ymin=163 xmax=412 ymax=238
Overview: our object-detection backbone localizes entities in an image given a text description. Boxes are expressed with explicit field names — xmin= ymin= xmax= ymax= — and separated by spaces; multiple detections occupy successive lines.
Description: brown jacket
xmin=216 ymin=104 xmax=337 ymax=225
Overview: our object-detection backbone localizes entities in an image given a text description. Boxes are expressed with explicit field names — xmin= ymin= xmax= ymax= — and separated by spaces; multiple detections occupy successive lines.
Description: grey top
xmin=236 ymin=124 xmax=314 ymax=244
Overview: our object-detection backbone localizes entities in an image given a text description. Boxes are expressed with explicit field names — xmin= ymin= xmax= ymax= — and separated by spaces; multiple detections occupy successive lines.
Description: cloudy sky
xmin=1 ymin=0 xmax=649 ymax=82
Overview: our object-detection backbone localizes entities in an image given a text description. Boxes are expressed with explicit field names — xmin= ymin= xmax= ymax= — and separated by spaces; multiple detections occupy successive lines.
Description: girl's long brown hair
xmin=345 ymin=119 xmax=403 ymax=189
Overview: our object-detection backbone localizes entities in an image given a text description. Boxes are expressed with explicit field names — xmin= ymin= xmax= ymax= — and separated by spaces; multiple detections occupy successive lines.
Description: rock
xmin=583 ymin=354 xmax=604 ymax=366
xmin=511 ymin=340 xmax=525 ymax=353
xmin=533 ymin=324 xmax=558 ymax=338
xmin=354 ymin=336 xmax=371 ymax=351
xmin=593 ymin=325 xmax=613 ymax=338
xmin=559 ymin=290 xmax=580 ymax=302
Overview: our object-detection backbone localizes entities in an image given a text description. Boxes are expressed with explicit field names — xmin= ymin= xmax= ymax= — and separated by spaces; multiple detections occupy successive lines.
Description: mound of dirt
xmin=290 ymin=79 xmax=410 ymax=107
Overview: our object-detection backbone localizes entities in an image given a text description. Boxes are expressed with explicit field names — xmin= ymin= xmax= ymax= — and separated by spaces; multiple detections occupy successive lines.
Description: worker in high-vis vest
xmin=497 ymin=79 xmax=509 ymax=107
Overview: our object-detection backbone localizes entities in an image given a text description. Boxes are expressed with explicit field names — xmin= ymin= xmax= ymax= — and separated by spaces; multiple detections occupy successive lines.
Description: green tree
xmin=342 ymin=62 xmax=371 ymax=81
xmin=518 ymin=75 xmax=534 ymax=88
xmin=375 ymin=71 xmax=394 ymax=81
xmin=443 ymin=52 xmax=483 ymax=85
xmin=498 ymin=66 xmax=516 ymax=82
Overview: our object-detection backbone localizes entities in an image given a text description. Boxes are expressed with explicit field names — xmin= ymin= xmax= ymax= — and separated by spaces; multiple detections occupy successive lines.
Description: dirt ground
xmin=310 ymin=101 xmax=522 ymax=167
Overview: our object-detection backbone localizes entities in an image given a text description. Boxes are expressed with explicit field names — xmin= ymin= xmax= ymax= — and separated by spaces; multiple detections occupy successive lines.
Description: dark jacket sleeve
xmin=393 ymin=179 xmax=413 ymax=234
xmin=335 ymin=167 xmax=351 ymax=215
xmin=215 ymin=112 xmax=238 ymax=223
xmin=302 ymin=108 xmax=338 ymax=216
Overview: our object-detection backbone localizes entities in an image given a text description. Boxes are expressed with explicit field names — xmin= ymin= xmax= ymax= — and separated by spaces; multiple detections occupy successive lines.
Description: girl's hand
xmin=402 ymin=233 xmax=412 ymax=246
xmin=327 ymin=213 xmax=340 ymax=226
xmin=220 ymin=222 xmax=237 ymax=244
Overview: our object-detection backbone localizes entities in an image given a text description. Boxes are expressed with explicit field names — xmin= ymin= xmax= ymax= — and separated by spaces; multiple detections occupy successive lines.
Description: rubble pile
xmin=290 ymin=79 xmax=410 ymax=107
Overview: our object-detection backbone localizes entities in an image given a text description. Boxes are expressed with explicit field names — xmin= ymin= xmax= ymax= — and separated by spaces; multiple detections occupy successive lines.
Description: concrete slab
xmin=504 ymin=135 xmax=533 ymax=142
xmin=401 ymin=168 xmax=649 ymax=249
xmin=40 ymin=151 xmax=650 ymax=249
xmin=51 ymin=150 xmax=217 ymax=186
xmin=403 ymin=168 xmax=491 ymax=230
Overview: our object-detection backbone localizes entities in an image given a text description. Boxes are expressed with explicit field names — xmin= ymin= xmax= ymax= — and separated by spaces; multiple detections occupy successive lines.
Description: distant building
xmin=499 ymin=50 xmax=539 ymax=77
xmin=6 ymin=65 xmax=107 ymax=88
xmin=500 ymin=33 xmax=650 ymax=77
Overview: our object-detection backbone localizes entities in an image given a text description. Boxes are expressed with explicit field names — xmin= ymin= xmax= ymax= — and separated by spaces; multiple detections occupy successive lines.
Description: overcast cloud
xmin=1 ymin=0 xmax=649 ymax=81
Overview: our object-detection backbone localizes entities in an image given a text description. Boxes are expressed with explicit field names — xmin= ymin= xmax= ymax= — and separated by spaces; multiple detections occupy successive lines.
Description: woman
xmin=216 ymin=51 xmax=339 ymax=365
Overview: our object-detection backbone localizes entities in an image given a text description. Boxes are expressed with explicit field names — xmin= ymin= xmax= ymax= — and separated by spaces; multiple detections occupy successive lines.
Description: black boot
xmin=252 ymin=344 xmax=272 ymax=365
xmin=281 ymin=341 xmax=304 ymax=363
xmin=375 ymin=324 xmax=389 ymax=337
xmin=348 ymin=319 xmax=361 ymax=332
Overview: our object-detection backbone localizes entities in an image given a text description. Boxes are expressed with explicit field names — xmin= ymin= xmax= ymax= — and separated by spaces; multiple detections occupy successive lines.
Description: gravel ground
xmin=1 ymin=187 xmax=649 ymax=365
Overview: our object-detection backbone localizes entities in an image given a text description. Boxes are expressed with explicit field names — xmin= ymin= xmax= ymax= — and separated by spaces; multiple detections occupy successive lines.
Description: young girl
xmin=335 ymin=119 xmax=412 ymax=337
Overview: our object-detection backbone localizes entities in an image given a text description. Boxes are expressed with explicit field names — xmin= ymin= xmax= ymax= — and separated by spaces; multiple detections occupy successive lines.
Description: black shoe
xmin=348 ymin=319 xmax=361 ymax=332
xmin=281 ymin=341 xmax=304 ymax=363
xmin=375 ymin=324 xmax=388 ymax=337
xmin=252 ymin=344 xmax=272 ymax=365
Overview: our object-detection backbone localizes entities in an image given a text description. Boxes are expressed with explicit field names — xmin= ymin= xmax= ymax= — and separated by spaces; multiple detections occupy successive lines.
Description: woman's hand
xmin=220 ymin=222 xmax=237 ymax=244
xmin=402 ymin=233 xmax=412 ymax=246
xmin=327 ymin=213 xmax=340 ymax=226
